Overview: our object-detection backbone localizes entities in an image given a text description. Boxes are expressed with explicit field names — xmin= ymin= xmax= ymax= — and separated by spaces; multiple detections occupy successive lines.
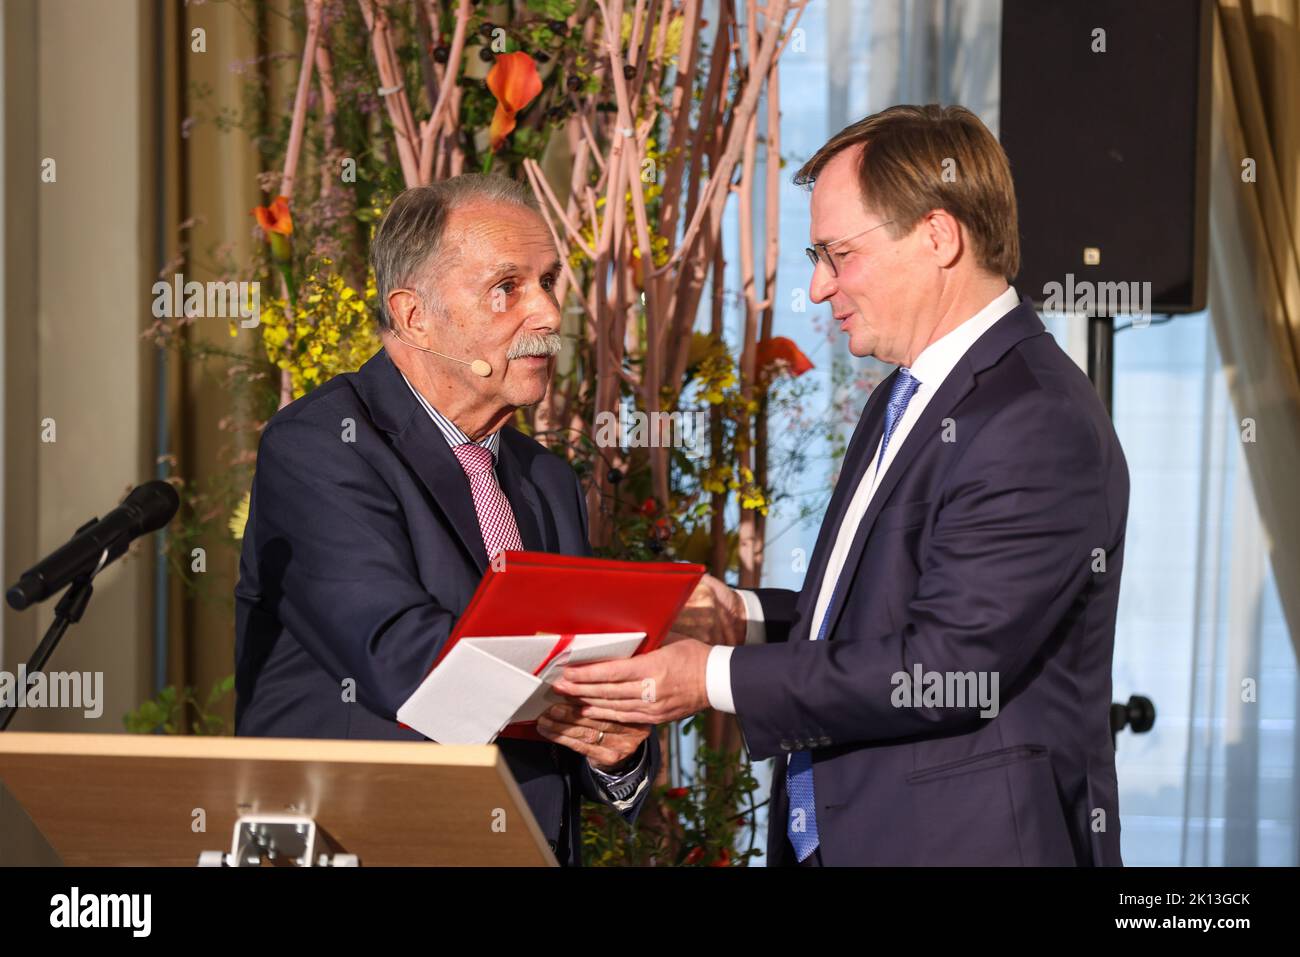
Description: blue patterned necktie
xmin=786 ymin=367 xmax=921 ymax=863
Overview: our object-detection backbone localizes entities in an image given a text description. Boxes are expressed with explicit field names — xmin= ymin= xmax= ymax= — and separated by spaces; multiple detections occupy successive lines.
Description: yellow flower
xmin=702 ymin=475 xmax=727 ymax=495
xmin=258 ymin=271 xmax=381 ymax=400
xmin=229 ymin=491 xmax=250 ymax=541
xmin=620 ymin=12 xmax=684 ymax=62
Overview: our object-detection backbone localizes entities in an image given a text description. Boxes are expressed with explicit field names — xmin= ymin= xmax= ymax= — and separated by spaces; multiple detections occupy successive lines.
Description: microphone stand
xmin=1 ymin=531 xmax=110 ymax=732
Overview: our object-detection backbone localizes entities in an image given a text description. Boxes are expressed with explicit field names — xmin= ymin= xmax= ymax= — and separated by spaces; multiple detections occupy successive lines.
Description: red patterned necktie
xmin=451 ymin=443 xmax=524 ymax=559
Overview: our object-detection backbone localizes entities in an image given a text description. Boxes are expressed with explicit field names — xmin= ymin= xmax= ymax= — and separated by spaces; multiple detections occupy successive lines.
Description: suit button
xmin=779 ymin=739 xmax=793 ymax=752
xmin=547 ymin=840 xmax=557 ymax=853
xmin=819 ymin=735 xmax=832 ymax=747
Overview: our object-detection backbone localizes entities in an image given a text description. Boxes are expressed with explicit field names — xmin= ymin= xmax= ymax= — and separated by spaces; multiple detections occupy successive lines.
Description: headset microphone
xmin=389 ymin=331 xmax=493 ymax=377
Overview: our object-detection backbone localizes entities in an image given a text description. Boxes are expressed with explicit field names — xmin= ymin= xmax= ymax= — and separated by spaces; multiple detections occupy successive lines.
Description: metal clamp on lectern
xmin=198 ymin=814 xmax=359 ymax=867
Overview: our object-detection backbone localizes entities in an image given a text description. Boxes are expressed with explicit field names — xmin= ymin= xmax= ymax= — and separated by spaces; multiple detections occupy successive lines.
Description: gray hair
xmin=369 ymin=174 xmax=540 ymax=330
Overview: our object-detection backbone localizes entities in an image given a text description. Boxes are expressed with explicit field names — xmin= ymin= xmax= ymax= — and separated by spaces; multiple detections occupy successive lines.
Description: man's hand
xmin=535 ymin=702 xmax=650 ymax=772
xmin=551 ymin=637 xmax=712 ymax=725
xmin=672 ymin=574 xmax=747 ymax=647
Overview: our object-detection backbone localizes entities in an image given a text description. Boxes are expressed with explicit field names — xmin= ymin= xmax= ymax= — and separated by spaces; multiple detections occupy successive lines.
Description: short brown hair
xmin=794 ymin=104 xmax=1020 ymax=281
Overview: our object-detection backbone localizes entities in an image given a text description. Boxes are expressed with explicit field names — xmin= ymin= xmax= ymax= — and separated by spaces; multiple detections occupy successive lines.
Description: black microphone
xmin=5 ymin=480 xmax=180 ymax=610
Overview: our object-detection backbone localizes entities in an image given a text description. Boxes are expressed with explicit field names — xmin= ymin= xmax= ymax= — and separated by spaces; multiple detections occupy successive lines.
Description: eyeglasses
xmin=805 ymin=220 xmax=895 ymax=277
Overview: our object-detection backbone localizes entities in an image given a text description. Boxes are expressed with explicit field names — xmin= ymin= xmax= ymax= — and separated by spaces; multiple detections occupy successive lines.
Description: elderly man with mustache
xmin=235 ymin=174 xmax=656 ymax=865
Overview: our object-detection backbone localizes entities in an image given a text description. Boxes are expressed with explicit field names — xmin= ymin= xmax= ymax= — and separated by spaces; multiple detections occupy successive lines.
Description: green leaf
xmin=205 ymin=674 xmax=235 ymax=707
xmin=525 ymin=0 xmax=577 ymax=18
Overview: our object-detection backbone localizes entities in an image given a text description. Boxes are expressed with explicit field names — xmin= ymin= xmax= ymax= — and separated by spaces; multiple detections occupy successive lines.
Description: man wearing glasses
xmin=556 ymin=104 xmax=1131 ymax=867
xmin=805 ymin=218 xmax=894 ymax=274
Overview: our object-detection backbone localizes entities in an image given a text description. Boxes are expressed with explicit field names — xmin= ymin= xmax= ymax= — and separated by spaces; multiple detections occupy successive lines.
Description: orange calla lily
xmin=486 ymin=52 xmax=543 ymax=152
xmin=253 ymin=195 xmax=293 ymax=236
xmin=756 ymin=336 xmax=814 ymax=378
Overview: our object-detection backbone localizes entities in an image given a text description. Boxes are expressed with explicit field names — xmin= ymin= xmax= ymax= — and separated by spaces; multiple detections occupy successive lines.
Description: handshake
xmin=536 ymin=574 xmax=749 ymax=760
xmin=664 ymin=574 xmax=750 ymax=649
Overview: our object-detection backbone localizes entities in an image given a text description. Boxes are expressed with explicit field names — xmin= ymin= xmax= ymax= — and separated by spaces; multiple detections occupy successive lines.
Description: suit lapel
xmin=392 ymin=416 xmax=491 ymax=573
xmin=495 ymin=432 xmax=547 ymax=552
xmin=793 ymin=374 xmax=893 ymax=627
xmin=816 ymin=298 xmax=1047 ymax=642
xmin=354 ymin=349 xmax=489 ymax=573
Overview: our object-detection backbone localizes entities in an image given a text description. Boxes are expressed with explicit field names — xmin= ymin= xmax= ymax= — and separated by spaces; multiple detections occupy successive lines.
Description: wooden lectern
xmin=0 ymin=732 xmax=556 ymax=866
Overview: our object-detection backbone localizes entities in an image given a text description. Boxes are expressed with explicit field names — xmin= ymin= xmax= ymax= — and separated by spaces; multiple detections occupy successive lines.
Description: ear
xmin=386 ymin=288 xmax=426 ymax=341
xmin=923 ymin=209 xmax=964 ymax=270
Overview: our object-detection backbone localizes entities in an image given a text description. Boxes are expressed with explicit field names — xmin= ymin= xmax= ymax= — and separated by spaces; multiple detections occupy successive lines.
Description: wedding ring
xmin=595 ymin=730 xmax=605 ymax=745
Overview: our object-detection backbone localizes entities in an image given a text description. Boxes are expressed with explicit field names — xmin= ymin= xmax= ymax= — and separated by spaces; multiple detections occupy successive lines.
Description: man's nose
xmin=524 ymin=284 xmax=562 ymax=332
xmin=809 ymin=261 xmax=836 ymax=304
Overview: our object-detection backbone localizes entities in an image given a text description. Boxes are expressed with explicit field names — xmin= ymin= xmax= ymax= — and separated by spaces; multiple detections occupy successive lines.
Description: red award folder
xmin=422 ymin=551 xmax=705 ymax=741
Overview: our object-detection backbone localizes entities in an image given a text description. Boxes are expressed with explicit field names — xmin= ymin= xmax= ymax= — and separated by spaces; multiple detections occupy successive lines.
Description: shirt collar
xmin=907 ymin=286 xmax=1020 ymax=389
xmin=398 ymin=371 xmax=501 ymax=460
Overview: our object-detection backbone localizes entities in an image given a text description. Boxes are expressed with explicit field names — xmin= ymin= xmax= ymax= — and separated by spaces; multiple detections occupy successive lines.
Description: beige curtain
xmin=1209 ymin=0 xmax=1300 ymax=656
xmin=1 ymin=0 xmax=156 ymax=732
xmin=158 ymin=1 xmax=291 ymax=729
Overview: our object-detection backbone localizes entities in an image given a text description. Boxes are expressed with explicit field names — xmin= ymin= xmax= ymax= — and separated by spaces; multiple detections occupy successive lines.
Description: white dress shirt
xmin=705 ymin=286 xmax=1020 ymax=714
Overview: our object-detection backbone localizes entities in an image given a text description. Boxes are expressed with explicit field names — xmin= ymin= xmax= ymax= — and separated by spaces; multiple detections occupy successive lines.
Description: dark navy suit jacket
xmin=234 ymin=348 xmax=655 ymax=865
xmin=733 ymin=298 xmax=1128 ymax=866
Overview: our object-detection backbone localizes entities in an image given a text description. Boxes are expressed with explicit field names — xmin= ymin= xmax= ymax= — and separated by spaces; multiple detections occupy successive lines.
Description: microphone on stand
xmin=2 ymin=479 xmax=180 ymax=732
xmin=6 ymin=480 xmax=180 ymax=611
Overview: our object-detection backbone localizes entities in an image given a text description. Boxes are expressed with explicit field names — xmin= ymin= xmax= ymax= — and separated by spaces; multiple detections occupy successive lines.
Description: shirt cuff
xmin=706 ymin=645 xmax=737 ymax=714
xmin=737 ymin=589 xmax=767 ymax=645
xmin=588 ymin=742 xmax=650 ymax=810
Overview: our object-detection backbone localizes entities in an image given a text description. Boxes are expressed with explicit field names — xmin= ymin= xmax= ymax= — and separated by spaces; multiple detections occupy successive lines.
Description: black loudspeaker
xmin=999 ymin=0 xmax=1213 ymax=314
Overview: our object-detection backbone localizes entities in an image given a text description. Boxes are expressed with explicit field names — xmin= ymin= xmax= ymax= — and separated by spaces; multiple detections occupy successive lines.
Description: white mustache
xmin=506 ymin=332 xmax=563 ymax=360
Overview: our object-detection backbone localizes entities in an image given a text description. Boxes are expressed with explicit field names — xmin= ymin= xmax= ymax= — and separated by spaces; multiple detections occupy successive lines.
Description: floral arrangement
xmin=147 ymin=0 xmax=828 ymax=866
